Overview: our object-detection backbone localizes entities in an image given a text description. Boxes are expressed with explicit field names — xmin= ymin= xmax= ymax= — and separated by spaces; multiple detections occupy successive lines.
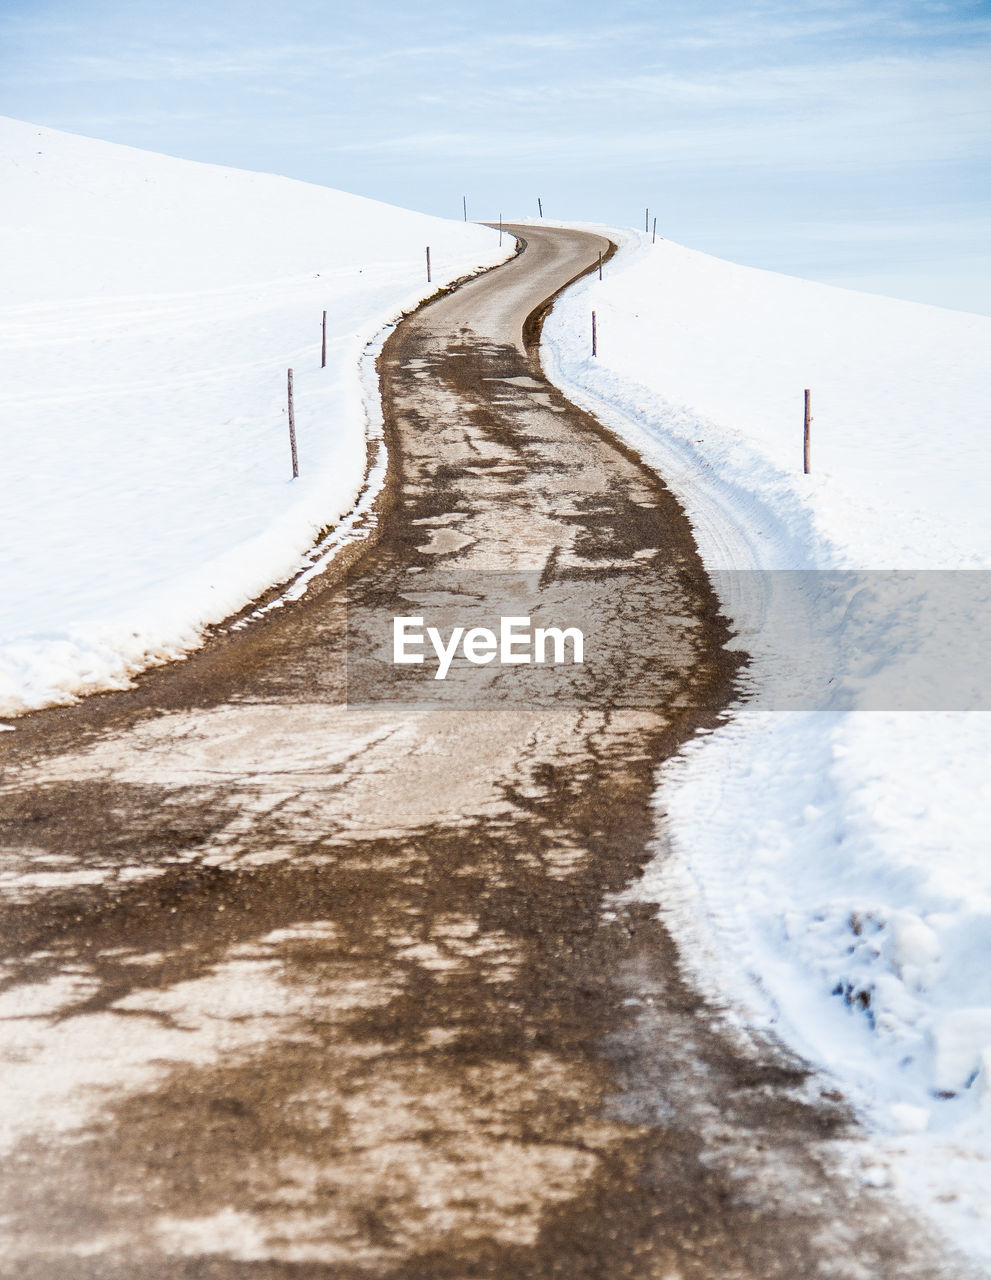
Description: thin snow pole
xmin=288 ymin=368 xmax=299 ymax=479
xmin=591 ymin=310 xmax=598 ymax=358
xmin=652 ymin=216 xmax=657 ymax=245
xmin=804 ymin=389 xmax=812 ymax=474
xmin=499 ymin=214 xmax=503 ymax=247
xmin=321 ymin=310 xmax=327 ymax=369
xmin=538 ymin=197 xmax=543 ymax=218
xmin=463 ymin=195 xmax=467 ymax=222
xmin=426 ymin=245 xmax=431 ymax=283
xmin=598 ymin=251 xmax=603 ymax=281
xmin=645 ymin=206 xmax=649 ymax=233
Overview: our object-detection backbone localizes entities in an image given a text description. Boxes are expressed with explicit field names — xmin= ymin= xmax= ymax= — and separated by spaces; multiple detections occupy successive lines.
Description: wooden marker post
xmin=598 ymin=251 xmax=603 ymax=281
xmin=804 ymin=389 xmax=812 ymax=474
xmin=321 ymin=310 xmax=327 ymax=368
xmin=287 ymin=368 xmax=299 ymax=479
xmin=591 ymin=310 xmax=598 ymax=357
xmin=652 ymin=216 xmax=657 ymax=244
xmin=426 ymin=246 xmax=431 ymax=283
xmin=538 ymin=197 xmax=543 ymax=218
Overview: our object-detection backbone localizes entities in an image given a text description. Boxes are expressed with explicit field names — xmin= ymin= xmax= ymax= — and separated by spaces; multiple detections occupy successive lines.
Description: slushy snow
xmin=0 ymin=117 xmax=510 ymax=716
xmin=541 ymin=228 xmax=991 ymax=1265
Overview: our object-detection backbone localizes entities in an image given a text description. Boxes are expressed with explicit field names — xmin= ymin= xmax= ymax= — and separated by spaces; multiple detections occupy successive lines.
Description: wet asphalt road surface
xmin=0 ymin=226 xmax=975 ymax=1278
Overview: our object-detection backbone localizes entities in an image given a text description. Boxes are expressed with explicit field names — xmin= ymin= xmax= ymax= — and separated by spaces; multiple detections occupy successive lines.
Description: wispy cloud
xmin=0 ymin=0 xmax=987 ymax=311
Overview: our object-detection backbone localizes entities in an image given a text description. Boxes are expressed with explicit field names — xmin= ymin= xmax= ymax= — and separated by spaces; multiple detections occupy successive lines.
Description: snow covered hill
xmin=541 ymin=230 xmax=991 ymax=1265
xmin=0 ymin=117 xmax=510 ymax=717
xmin=5 ymin=113 xmax=991 ymax=1262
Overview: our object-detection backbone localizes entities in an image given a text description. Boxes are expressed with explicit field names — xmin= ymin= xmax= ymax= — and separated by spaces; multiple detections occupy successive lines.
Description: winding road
xmin=0 ymin=227 xmax=971 ymax=1278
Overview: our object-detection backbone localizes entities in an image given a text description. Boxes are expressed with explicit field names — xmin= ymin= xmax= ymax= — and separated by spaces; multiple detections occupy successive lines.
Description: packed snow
xmin=540 ymin=228 xmax=991 ymax=1263
xmin=0 ymin=117 xmax=510 ymax=717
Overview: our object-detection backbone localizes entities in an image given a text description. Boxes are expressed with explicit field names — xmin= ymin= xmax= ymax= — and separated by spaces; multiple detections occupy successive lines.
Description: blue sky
xmin=2 ymin=0 xmax=989 ymax=312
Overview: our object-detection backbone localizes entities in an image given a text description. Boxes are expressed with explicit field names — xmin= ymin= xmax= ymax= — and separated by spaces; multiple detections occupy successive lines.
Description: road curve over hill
xmin=0 ymin=226 xmax=972 ymax=1278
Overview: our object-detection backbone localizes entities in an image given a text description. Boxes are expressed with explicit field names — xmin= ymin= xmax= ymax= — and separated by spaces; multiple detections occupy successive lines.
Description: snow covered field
xmin=5 ymin=111 xmax=991 ymax=1261
xmin=0 ymin=118 xmax=510 ymax=717
xmin=541 ymin=230 xmax=991 ymax=1263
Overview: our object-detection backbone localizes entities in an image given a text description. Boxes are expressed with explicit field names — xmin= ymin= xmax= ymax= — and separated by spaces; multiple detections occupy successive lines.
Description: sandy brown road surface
xmin=0 ymin=226 xmax=975 ymax=1279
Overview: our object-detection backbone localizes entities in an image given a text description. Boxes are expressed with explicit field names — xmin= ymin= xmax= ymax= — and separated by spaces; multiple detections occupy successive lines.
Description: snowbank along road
xmin=0 ymin=227 xmax=976 ymax=1278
